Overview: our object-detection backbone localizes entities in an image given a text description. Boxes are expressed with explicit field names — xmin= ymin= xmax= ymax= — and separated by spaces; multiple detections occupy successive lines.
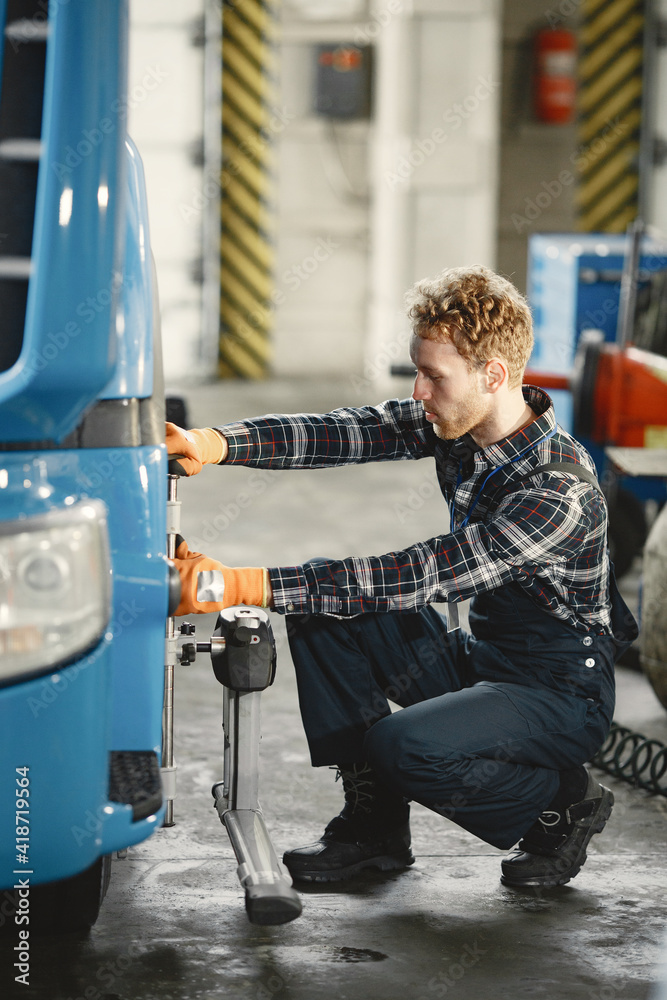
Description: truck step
xmin=109 ymin=750 xmax=163 ymax=822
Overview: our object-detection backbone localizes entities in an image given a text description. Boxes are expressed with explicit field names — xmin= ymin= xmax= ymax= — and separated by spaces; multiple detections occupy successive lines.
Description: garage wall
xmin=274 ymin=0 xmax=501 ymax=379
xmin=128 ymin=0 xmax=206 ymax=383
xmin=366 ymin=0 xmax=500 ymax=381
xmin=496 ymin=0 xmax=579 ymax=293
xmin=128 ymin=0 xmax=501 ymax=382
xmin=272 ymin=1 xmax=372 ymax=378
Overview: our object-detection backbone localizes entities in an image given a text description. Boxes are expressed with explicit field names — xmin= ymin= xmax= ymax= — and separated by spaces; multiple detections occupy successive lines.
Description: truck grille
xmin=0 ymin=0 xmax=47 ymax=373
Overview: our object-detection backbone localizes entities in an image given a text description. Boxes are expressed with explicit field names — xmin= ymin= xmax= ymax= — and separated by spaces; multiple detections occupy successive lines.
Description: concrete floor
xmin=5 ymin=378 xmax=667 ymax=1000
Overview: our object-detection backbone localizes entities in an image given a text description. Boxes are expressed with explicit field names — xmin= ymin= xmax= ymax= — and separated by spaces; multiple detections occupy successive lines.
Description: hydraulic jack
xmin=163 ymin=469 xmax=302 ymax=926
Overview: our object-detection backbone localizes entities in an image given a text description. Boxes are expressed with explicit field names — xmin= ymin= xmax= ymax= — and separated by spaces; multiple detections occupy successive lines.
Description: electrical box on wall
xmin=313 ymin=44 xmax=372 ymax=118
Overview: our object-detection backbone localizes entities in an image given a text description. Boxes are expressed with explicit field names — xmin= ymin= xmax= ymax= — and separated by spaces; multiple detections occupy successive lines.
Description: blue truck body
xmin=0 ymin=0 xmax=168 ymax=894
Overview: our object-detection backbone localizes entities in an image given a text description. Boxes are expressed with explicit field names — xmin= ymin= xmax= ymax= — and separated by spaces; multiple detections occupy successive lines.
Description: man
xmin=167 ymin=265 xmax=636 ymax=890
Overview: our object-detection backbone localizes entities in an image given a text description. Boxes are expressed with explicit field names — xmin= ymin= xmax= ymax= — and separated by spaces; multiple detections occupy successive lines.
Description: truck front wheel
xmin=1 ymin=856 xmax=111 ymax=936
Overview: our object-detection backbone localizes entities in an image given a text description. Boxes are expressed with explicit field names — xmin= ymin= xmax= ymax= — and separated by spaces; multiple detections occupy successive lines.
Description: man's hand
xmin=165 ymin=423 xmax=228 ymax=476
xmin=173 ymin=537 xmax=270 ymax=616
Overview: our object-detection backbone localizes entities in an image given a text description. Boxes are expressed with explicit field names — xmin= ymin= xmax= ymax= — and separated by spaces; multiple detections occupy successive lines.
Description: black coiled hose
xmin=591 ymin=722 xmax=667 ymax=796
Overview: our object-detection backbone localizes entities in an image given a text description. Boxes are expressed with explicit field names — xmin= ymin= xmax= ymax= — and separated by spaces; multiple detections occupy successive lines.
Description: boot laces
xmin=331 ymin=763 xmax=376 ymax=815
xmin=538 ymin=809 xmax=564 ymax=830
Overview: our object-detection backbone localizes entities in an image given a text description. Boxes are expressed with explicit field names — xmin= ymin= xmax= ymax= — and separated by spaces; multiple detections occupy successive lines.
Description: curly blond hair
xmin=405 ymin=266 xmax=534 ymax=389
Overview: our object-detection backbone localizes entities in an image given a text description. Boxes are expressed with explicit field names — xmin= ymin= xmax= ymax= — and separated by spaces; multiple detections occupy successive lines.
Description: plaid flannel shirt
xmin=216 ymin=386 xmax=612 ymax=634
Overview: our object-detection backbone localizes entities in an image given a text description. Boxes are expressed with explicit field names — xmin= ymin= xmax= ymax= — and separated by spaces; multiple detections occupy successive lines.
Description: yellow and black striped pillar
xmin=220 ymin=0 xmax=278 ymax=378
xmin=576 ymin=0 xmax=644 ymax=232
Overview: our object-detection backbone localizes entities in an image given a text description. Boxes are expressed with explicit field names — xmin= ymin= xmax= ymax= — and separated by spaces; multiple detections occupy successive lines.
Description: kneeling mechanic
xmin=167 ymin=265 xmax=637 ymax=889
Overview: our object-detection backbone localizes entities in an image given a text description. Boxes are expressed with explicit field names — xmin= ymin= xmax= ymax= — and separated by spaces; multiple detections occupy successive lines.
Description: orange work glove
xmin=173 ymin=537 xmax=269 ymax=616
xmin=165 ymin=423 xmax=227 ymax=476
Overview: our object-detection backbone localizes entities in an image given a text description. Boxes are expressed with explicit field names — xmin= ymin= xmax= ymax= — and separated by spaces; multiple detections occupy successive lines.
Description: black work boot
xmin=283 ymin=763 xmax=414 ymax=883
xmin=500 ymin=767 xmax=614 ymax=888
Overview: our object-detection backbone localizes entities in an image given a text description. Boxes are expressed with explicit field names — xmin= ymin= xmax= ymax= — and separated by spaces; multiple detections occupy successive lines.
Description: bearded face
xmin=409 ymin=334 xmax=492 ymax=441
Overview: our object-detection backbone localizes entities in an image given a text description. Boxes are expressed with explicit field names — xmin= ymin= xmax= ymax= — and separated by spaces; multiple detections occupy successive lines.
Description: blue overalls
xmin=286 ymin=461 xmax=634 ymax=850
xmin=286 ymin=591 xmax=617 ymax=849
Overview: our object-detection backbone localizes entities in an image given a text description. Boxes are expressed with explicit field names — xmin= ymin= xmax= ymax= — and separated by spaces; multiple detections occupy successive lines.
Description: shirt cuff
xmin=267 ymin=565 xmax=342 ymax=615
xmin=214 ymin=421 xmax=260 ymax=464
xmin=267 ymin=564 xmax=395 ymax=617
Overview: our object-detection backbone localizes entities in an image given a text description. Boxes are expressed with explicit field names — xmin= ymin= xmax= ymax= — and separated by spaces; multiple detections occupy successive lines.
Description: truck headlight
xmin=0 ymin=500 xmax=111 ymax=684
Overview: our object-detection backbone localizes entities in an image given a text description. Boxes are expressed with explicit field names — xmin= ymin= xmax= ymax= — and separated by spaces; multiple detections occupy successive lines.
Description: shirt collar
xmin=480 ymin=385 xmax=555 ymax=466
xmin=447 ymin=432 xmax=480 ymax=479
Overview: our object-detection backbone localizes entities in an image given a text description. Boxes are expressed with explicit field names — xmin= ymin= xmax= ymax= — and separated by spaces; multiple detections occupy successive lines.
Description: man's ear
xmin=483 ymin=358 xmax=509 ymax=393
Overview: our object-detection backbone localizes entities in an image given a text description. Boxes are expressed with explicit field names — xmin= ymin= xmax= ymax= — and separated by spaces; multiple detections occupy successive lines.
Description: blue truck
xmin=0 ymin=0 xmax=171 ymax=931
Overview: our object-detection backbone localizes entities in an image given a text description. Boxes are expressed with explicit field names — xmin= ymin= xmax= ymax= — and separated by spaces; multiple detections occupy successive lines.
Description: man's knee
xmin=363 ymin=714 xmax=406 ymax=773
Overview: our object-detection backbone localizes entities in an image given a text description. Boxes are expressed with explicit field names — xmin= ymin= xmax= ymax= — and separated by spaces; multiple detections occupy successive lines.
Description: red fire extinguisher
xmin=533 ymin=28 xmax=577 ymax=125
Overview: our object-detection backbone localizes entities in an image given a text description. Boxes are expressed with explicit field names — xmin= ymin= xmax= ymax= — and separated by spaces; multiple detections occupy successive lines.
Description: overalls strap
xmin=522 ymin=461 xmax=601 ymax=490
xmin=483 ymin=460 xmax=639 ymax=658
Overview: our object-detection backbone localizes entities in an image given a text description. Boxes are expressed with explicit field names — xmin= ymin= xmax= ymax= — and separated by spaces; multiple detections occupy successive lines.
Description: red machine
xmin=525 ymin=338 xmax=667 ymax=448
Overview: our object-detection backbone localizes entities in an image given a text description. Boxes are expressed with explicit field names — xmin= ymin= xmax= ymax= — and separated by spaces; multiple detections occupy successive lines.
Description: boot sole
xmin=500 ymin=787 xmax=614 ymax=888
xmin=285 ymin=849 xmax=415 ymax=884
